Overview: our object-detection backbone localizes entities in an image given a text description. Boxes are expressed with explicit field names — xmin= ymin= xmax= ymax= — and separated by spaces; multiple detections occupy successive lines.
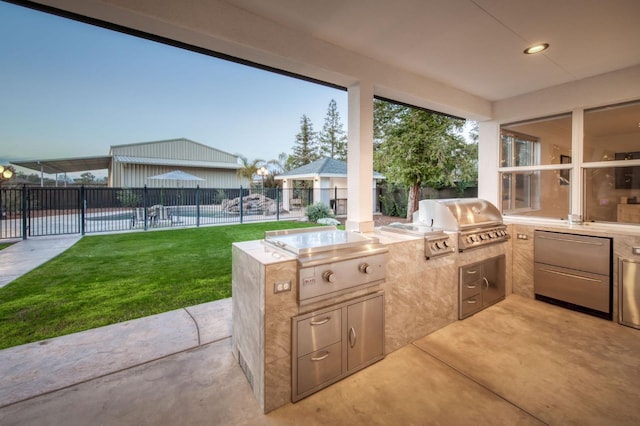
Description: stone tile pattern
xmin=233 ymin=235 xmax=511 ymax=413
xmin=414 ymin=295 xmax=640 ymax=426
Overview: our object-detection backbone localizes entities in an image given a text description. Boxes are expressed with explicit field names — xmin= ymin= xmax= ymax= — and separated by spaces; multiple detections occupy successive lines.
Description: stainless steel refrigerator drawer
xmin=296 ymin=308 xmax=342 ymax=356
xmin=534 ymin=231 xmax=610 ymax=276
xmin=620 ymin=259 xmax=640 ymax=329
xmin=535 ymin=263 xmax=610 ymax=313
xmin=296 ymin=341 xmax=342 ymax=394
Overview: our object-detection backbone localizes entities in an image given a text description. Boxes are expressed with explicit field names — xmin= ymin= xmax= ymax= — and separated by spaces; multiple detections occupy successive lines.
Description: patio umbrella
xmin=148 ymin=170 xmax=205 ymax=219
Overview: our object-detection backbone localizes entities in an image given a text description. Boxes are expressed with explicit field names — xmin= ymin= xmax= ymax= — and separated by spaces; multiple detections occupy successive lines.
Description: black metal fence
xmin=0 ymin=185 xmax=373 ymax=240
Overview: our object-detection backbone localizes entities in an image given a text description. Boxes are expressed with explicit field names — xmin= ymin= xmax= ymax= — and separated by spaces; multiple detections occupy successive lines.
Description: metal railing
xmin=0 ymin=186 xmax=376 ymax=240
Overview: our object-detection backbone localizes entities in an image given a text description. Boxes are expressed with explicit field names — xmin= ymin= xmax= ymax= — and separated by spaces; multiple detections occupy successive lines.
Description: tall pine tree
xmin=318 ymin=99 xmax=347 ymax=161
xmin=290 ymin=114 xmax=318 ymax=168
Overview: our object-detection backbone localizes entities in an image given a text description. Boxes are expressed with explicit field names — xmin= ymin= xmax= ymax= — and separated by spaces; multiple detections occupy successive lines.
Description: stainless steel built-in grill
xmin=415 ymin=198 xmax=510 ymax=251
xmin=264 ymin=226 xmax=388 ymax=305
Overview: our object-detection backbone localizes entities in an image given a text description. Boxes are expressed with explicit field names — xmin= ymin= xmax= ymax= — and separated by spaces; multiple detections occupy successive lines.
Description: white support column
xmin=346 ymin=81 xmax=375 ymax=232
xmin=477 ymin=121 xmax=501 ymax=207
xmin=282 ymin=179 xmax=290 ymax=211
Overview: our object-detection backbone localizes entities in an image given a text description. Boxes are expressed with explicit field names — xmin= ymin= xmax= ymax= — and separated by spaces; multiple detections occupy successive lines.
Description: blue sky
xmin=0 ymin=2 xmax=347 ymax=175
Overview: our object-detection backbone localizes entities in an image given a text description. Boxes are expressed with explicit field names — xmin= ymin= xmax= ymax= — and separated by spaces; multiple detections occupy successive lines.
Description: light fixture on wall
xmin=523 ymin=43 xmax=549 ymax=54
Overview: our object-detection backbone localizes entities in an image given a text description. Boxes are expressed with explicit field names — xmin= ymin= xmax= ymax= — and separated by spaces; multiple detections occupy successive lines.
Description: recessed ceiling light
xmin=523 ymin=43 xmax=550 ymax=54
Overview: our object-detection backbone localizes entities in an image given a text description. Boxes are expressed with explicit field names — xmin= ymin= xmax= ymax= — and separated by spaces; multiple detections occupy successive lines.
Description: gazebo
xmin=275 ymin=158 xmax=384 ymax=214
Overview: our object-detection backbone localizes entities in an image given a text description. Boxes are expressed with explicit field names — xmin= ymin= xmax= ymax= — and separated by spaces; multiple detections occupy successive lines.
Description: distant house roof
xmin=11 ymin=138 xmax=240 ymax=175
xmin=276 ymin=158 xmax=384 ymax=179
xmin=110 ymin=137 xmax=238 ymax=159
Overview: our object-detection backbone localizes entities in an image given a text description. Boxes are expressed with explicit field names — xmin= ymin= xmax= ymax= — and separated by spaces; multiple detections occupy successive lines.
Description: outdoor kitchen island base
xmin=231 ymin=230 xmax=511 ymax=413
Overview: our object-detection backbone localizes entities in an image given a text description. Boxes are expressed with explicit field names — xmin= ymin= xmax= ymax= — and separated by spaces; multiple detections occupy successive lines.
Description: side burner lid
xmin=264 ymin=226 xmax=382 ymax=257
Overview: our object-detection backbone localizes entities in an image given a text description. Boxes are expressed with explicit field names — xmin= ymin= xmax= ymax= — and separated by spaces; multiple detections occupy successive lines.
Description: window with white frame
xmin=499 ymin=114 xmax=572 ymax=218
xmin=583 ymin=100 xmax=640 ymax=223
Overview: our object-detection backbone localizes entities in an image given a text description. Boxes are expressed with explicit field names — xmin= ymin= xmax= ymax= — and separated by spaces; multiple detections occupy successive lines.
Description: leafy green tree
xmin=374 ymin=99 xmax=476 ymax=219
xmin=74 ymin=172 xmax=96 ymax=184
xmin=453 ymin=121 xmax=479 ymax=195
xmin=236 ymin=155 xmax=264 ymax=192
xmin=290 ymin=114 xmax=318 ymax=168
xmin=318 ymin=99 xmax=347 ymax=161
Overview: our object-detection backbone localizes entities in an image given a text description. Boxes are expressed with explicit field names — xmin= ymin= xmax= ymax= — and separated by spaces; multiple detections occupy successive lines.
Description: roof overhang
xmin=11 ymin=156 xmax=112 ymax=174
xmin=113 ymin=155 xmax=240 ymax=169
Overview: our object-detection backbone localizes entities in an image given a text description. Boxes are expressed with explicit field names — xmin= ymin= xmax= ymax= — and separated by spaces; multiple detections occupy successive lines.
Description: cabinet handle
xmin=311 ymin=351 xmax=330 ymax=362
xmin=537 ymin=235 xmax=603 ymax=246
xmin=538 ymin=268 xmax=603 ymax=283
xmin=348 ymin=327 xmax=357 ymax=348
xmin=466 ymin=284 xmax=477 ymax=289
xmin=466 ymin=270 xmax=479 ymax=275
xmin=466 ymin=299 xmax=478 ymax=304
xmin=482 ymin=277 xmax=489 ymax=289
xmin=310 ymin=317 xmax=330 ymax=326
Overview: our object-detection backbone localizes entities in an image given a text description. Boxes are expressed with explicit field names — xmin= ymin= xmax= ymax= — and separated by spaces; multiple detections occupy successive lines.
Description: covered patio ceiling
xmin=25 ymin=0 xmax=640 ymax=117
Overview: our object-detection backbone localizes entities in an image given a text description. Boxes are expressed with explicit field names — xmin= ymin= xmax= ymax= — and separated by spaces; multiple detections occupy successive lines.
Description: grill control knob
xmin=359 ymin=263 xmax=372 ymax=274
xmin=322 ymin=271 xmax=336 ymax=283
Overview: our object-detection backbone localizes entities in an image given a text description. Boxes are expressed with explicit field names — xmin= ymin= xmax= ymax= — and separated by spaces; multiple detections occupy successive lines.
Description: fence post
xmin=196 ymin=185 xmax=200 ymax=227
xmin=276 ymin=189 xmax=280 ymax=221
xmin=80 ymin=186 xmax=86 ymax=236
xmin=143 ymin=185 xmax=148 ymax=231
xmin=239 ymin=186 xmax=243 ymax=224
xmin=21 ymin=185 xmax=28 ymax=240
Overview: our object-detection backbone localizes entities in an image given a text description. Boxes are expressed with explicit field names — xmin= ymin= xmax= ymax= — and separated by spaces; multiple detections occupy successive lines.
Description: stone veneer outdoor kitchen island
xmin=231 ymin=228 xmax=512 ymax=413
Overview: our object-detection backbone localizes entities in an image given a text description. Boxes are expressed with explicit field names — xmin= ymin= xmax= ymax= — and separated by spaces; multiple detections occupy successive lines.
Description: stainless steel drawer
xmin=461 ymin=265 xmax=482 ymax=285
xmin=535 ymin=263 xmax=610 ymax=313
xmin=534 ymin=231 xmax=610 ymax=276
xmin=297 ymin=341 xmax=342 ymax=394
xmin=296 ymin=308 xmax=342 ymax=356
xmin=460 ymin=280 xmax=481 ymax=300
xmin=460 ymin=295 xmax=482 ymax=318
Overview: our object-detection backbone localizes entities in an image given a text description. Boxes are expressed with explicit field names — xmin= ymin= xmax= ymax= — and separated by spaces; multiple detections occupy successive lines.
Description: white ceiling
xmin=222 ymin=0 xmax=640 ymax=102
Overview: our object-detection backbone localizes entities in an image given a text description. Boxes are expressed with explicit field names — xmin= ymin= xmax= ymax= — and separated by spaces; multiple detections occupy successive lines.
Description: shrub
xmin=116 ymin=189 xmax=141 ymax=207
xmin=306 ymin=202 xmax=334 ymax=222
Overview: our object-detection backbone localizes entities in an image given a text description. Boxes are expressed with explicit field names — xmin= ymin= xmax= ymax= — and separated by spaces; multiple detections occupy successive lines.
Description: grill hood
xmin=415 ymin=198 xmax=503 ymax=231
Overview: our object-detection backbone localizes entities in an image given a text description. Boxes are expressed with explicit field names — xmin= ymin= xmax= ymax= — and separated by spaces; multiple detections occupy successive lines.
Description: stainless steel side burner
xmin=379 ymin=223 xmax=455 ymax=259
xmin=264 ymin=226 xmax=388 ymax=305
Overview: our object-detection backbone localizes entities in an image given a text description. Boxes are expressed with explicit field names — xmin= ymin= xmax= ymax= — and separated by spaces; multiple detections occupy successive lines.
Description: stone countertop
xmin=504 ymin=217 xmax=640 ymax=238
xmin=232 ymin=240 xmax=296 ymax=265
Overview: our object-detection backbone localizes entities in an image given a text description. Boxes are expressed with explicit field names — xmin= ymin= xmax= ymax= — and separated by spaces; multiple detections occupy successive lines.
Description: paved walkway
xmin=0 ymin=234 xmax=82 ymax=288
xmin=0 ymin=235 xmax=233 ymax=409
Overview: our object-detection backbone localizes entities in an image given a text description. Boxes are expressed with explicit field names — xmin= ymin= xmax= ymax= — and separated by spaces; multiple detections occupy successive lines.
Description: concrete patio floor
xmin=1 ymin=294 xmax=638 ymax=425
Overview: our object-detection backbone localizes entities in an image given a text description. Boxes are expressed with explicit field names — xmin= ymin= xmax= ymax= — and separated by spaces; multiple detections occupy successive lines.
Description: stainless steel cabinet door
xmin=347 ymin=294 xmax=384 ymax=371
xmin=482 ymin=255 xmax=506 ymax=308
xmin=620 ymin=259 xmax=640 ymax=329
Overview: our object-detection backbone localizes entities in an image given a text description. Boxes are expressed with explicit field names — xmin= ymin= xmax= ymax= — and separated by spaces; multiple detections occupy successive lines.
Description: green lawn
xmin=0 ymin=221 xmax=318 ymax=350
xmin=0 ymin=242 xmax=14 ymax=251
